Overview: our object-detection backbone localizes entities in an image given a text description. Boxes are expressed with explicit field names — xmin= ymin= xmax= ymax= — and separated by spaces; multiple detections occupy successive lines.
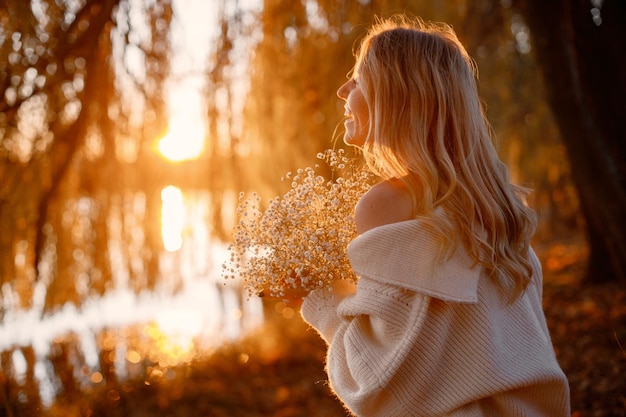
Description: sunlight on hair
xmin=161 ymin=186 xmax=185 ymax=252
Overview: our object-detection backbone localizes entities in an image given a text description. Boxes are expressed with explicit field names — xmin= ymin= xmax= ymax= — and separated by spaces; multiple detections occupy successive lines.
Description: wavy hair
xmin=354 ymin=15 xmax=537 ymax=298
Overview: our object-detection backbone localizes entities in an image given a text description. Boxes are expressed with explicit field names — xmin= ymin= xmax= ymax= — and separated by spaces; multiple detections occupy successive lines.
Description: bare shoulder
xmin=354 ymin=179 xmax=415 ymax=235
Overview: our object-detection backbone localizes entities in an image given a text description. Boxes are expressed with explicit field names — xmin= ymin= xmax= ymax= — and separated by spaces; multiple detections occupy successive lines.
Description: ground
xmin=538 ymin=238 xmax=626 ymax=417
xmin=30 ymin=236 xmax=626 ymax=416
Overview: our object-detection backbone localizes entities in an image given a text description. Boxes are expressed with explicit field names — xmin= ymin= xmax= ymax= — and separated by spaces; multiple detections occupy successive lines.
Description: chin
xmin=344 ymin=136 xmax=365 ymax=148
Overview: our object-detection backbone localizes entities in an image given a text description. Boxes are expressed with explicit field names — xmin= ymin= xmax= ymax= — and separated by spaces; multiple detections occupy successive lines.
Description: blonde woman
xmin=297 ymin=16 xmax=571 ymax=416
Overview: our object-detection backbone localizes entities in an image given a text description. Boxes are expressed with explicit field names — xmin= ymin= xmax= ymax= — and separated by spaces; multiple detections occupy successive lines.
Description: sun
xmin=158 ymin=116 xmax=205 ymax=162
xmin=157 ymin=83 xmax=207 ymax=162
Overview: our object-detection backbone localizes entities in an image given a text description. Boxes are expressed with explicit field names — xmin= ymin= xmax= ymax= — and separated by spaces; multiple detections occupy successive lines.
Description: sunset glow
xmin=157 ymin=117 xmax=205 ymax=162
xmin=147 ymin=308 xmax=204 ymax=366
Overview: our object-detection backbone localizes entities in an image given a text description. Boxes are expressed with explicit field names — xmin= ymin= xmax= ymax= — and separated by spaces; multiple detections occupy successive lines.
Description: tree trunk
xmin=516 ymin=0 xmax=626 ymax=283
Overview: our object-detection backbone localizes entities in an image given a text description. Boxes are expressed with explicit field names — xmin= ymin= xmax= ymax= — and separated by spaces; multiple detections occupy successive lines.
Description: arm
xmin=301 ymin=276 xmax=430 ymax=416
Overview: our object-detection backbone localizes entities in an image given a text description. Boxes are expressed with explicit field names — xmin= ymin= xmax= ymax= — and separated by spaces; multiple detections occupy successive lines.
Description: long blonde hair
xmin=355 ymin=15 xmax=537 ymax=298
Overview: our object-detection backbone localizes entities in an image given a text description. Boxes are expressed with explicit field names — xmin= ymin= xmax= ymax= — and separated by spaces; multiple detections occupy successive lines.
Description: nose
xmin=337 ymin=79 xmax=351 ymax=99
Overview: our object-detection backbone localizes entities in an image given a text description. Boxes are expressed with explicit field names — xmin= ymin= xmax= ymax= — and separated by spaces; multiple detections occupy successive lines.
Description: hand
xmin=278 ymin=278 xmax=357 ymax=307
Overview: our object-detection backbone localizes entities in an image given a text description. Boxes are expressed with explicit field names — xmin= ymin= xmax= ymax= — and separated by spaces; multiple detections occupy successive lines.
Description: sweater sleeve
xmin=301 ymin=276 xmax=431 ymax=417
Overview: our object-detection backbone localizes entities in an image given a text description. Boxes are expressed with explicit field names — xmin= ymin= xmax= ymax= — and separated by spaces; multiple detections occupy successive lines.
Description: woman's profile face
xmin=337 ymin=77 xmax=369 ymax=147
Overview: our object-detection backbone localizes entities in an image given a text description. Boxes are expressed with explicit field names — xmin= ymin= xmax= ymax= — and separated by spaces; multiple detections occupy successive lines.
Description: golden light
xmin=125 ymin=349 xmax=142 ymax=364
xmin=157 ymin=79 xmax=207 ymax=162
xmin=143 ymin=308 xmax=203 ymax=367
xmin=157 ymin=116 xmax=205 ymax=162
xmin=161 ymin=185 xmax=185 ymax=252
xmin=90 ymin=372 xmax=104 ymax=384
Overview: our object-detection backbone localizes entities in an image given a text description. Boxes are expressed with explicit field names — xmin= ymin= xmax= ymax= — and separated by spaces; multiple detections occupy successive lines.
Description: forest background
xmin=0 ymin=0 xmax=625 ymax=416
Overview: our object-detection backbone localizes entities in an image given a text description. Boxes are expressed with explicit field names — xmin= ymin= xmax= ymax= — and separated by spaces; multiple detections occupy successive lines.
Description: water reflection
xmin=161 ymin=185 xmax=185 ymax=252
xmin=0 ymin=189 xmax=262 ymax=406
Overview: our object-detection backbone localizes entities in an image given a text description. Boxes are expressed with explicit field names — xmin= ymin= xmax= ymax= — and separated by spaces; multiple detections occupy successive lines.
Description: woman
xmin=297 ymin=16 xmax=570 ymax=416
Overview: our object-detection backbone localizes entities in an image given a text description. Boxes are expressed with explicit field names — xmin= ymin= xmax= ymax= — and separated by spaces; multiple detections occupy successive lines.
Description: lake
xmin=0 ymin=187 xmax=263 ymax=406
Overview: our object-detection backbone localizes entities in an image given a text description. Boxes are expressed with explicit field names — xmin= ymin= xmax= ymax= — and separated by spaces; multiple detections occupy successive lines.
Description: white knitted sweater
xmin=301 ymin=219 xmax=570 ymax=417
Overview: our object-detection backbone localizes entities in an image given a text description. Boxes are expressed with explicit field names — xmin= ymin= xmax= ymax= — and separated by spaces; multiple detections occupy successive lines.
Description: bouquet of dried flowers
xmin=223 ymin=149 xmax=375 ymax=298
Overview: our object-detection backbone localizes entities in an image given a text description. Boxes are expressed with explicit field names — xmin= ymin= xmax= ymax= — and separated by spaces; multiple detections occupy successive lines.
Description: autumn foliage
xmin=1 ymin=0 xmax=625 ymax=416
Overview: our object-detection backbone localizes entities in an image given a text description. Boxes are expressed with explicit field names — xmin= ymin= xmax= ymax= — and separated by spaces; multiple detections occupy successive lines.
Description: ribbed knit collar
xmin=347 ymin=219 xmax=481 ymax=303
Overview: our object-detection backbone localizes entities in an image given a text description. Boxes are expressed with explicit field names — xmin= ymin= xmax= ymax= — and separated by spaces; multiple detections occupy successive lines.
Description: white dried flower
xmin=222 ymin=149 xmax=375 ymax=298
